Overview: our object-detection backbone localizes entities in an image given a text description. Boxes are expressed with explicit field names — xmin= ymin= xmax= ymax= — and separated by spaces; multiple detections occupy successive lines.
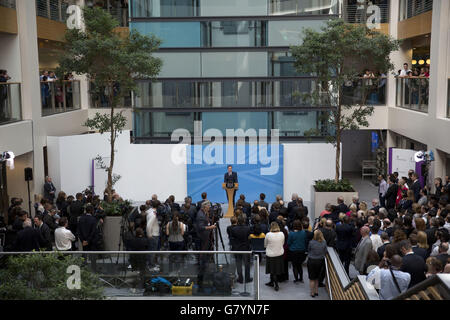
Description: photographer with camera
xmin=195 ymin=201 xmax=216 ymax=288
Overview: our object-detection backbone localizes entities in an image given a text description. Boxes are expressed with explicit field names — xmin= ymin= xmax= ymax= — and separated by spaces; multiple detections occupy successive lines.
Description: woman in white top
xmin=264 ymin=221 xmax=285 ymax=291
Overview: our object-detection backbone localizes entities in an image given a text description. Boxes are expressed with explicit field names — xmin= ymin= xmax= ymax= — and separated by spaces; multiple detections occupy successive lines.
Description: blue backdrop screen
xmin=187 ymin=144 xmax=283 ymax=204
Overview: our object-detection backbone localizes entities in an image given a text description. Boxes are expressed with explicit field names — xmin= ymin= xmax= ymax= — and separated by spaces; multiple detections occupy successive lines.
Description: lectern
xmin=222 ymin=182 xmax=238 ymax=218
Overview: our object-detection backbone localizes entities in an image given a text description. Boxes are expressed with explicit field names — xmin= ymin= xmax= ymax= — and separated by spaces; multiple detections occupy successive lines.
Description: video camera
xmin=210 ymin=202 xmax=223 ymax=224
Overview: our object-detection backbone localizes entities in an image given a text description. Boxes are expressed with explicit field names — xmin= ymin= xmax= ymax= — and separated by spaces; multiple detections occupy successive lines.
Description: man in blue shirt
xmin=367 ymin=255 xmax=411 ymax=300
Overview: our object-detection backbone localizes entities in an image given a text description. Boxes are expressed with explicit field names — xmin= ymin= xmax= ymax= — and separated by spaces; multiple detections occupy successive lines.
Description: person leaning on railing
xmin=0 ymin=69 xmax=11 ymax=121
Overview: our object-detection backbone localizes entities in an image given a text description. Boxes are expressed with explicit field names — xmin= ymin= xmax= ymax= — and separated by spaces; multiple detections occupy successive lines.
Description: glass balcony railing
xmin=343 ymin=77 xmax=387 ymax=106
xmin=134 ymin=110 xmax=334 ymax=139
xmin=134 ymin=78 xmax=386 ymax=109
xmin=396 ymin=76 xmax=429 ymax=113
xmin=89 ymin=82 xmax=132 ymax=108
xmin=0 ymin=251 xmax=259 ymax=299
xmin=399 ymin=0 xmax=433 ymax=21
xmin=0 ymin=82 xmax=22 ymax=125
xmin=343 ymin=2 xmax=390 ymax=24
xmin=41 ymin=80 xmax=81 ymax=116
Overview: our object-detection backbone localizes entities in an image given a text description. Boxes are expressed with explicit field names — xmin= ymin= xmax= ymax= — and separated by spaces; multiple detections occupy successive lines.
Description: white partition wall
xmin=47 ymin=131 xmax=188 ymax=202
xmin=48 ymin=132 xmax=337 ymax=203
xmin=283 ymin=143 xmax=338 ymax=202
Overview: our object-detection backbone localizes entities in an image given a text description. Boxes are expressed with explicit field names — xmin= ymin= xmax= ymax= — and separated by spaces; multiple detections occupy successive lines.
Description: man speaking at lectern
xmin=224 ymin=165 xmax=238 ymax=205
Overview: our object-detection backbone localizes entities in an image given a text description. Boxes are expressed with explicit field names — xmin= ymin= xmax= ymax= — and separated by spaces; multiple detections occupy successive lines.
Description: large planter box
xmin=103 ymin=216 xmax=124 ymax=251
xmin=311 ymin=187 xmax=359 ymax=221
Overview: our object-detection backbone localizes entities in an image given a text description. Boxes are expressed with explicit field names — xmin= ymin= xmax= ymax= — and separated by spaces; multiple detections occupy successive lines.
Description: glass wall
xmin=134 ymin=111 xmax=196 ymax=137
xmin=134 ymin=110 xmax=333 ymax=139
xmin=131 ymin=21 xmax=267 ymax=48
xmin=132 ymin=22 xmax=201 ymax=47
xmin=269 ymin=0 xmax=339 ymax=15
xmin=134 ymin=79 xmax=324 ymax=108
xmin=273 ymin=110 xmax=333 ymax=137
xmin=0 ymin=82 xmax=21 ymax=125
xmin=268 ymin=20 xmax=326 ymax=46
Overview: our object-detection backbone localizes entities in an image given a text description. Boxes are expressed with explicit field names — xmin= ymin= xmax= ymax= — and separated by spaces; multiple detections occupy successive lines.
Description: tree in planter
xmin=291 ymin=19 xmax=399 ymax=182
xmin=57 ymin=7 xmax=162 ymax=202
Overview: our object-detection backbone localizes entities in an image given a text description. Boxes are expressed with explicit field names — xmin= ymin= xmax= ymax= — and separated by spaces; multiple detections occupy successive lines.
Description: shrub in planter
xmin=101 ymin=199 xmax=133 ymax=216
xmin=0 ymin=253 xmax=104 ymax=300
xmin=314 ymin=179 xmax=355 ymax=192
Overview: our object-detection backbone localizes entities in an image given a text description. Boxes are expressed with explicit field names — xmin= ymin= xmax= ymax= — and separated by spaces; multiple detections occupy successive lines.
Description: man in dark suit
xmin=258 ymin=193 xmax=269 ymax=210
xmin=237 ymin=194 xmax=251 ymax=216
xmin=385 ymin=174 xmax=398 ymax=210
xmin=224 ymin=165 xmax=238 ymax=205
xmin=377 ymin=232 xmax=391 ymax=260
xmin=195 ymin=202 xmax=217 ymax=288
xmin=409 ymin=233 xmax=428 ymax=260
xmin=411 ymin=173 xmax=421 ymax=203
xmin=14 ymin=219 xmax=40 ymax=251
xmin=78 ymin=204 xmax=100 ymax=250
xmin=68 ymin=193 xmax=84 ymax=236
xmin=44 ymin=176 xmax=56 ymax=204
xmin=229 ymin=215 xmax=252 ymax=283
xmin=336 ymin=216 xmax=354 ymax=275
xmin=399 ymin=240 xmax=427 ymax=288
xmin=436 ymin=242 xmax=449 ymax=267
xmin=196 ymin=192 xmax=208 ymax=212
xmin=34 ymin=214 xmax=52 ymax=250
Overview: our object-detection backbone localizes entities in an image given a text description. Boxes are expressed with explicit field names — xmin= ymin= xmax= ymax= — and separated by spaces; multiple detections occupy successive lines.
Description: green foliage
xmin=84 ymin=112 xmax=127 ymax=135
xmin=101 ymin=199 xmax=133 ymax=216
xmin=314 ymin=179 xmax=355 ymax=192
xmin=0 ymin=253 xmax=104 ymax=300
xmin=291 ymin=19 xmax=400 ymax=180
xmin=57 ymin=7 xmax=162 ymax=201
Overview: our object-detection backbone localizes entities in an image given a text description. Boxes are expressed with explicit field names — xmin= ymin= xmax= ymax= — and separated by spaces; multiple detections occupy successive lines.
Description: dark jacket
xmin=229 ymin=225 xmax=251 ymax=251
xmin=195 ymin=210 xmax=212 ymax=249
xmin=224 ymin=171 xmax=238 ymax=186
xmin=44 ymin=182 xmax=56 ymax=201
xmin=69 ymin=200 xmax=84 ymax=226
xmin=377 ymin=242 xmax=390 ymax=260
xmin=78 ymin=214 xmax=100 ymax=248
xmin=43 ymin=214 xmax=58 ymax=234
xmin=401 ymin=253 xmax=427 ymax=288
xmin=336 ymin=223 xmax=354 ymax=251
xmin=320 ymin=227 xmax=337 ymax=248
xmin=36 ymin=223 xmax=52 ymax=250
xmin=385 ymin=183 xmax=398 ymax=209
xmin=412 ymin=246 xmax=428 ymax=261
xmin=258 ymin=200 xmax=269 ymax=210
xmin=14 ymin=227 xmax=40 ymax=251
xmin=411 ymin=180 xmax=421 ymax=202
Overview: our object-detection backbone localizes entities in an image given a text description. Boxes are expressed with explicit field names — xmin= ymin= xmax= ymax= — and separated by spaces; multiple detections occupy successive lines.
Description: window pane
xmin=202 ymin=21 xmax=267 ymax=47
xmin=131 ymin=0 xmax=198 ymax=17
xmin=134 ymin=111 xmax=195 ymax=137
xmin=200 ymin=0 xmax=267 ymax=16
xmin=269 ymin=0 xmax=339 ymax=15
xmin=268 ymin=20 xmax=326 ymax=46
xmin=153 ymin=52 xmax=201 ymax=77
xmin=202 ymin=112 xmax=269 ymax=136
xmin=202 ymin=52 xmax=268 ymax=77
xmin=131 ymin=22 xmax=201 ymax=47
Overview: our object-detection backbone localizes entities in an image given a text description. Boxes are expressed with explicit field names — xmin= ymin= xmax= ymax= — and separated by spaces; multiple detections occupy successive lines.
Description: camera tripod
xmin=213 ymin=220 xmax=228 ymax=265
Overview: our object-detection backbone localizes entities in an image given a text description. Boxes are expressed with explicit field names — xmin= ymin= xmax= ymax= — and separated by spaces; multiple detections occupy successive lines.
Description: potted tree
xmin=291 ymin=20 xmax=399 ymax=219
xmin=101 ymin=199 xmax=133 ymax=251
